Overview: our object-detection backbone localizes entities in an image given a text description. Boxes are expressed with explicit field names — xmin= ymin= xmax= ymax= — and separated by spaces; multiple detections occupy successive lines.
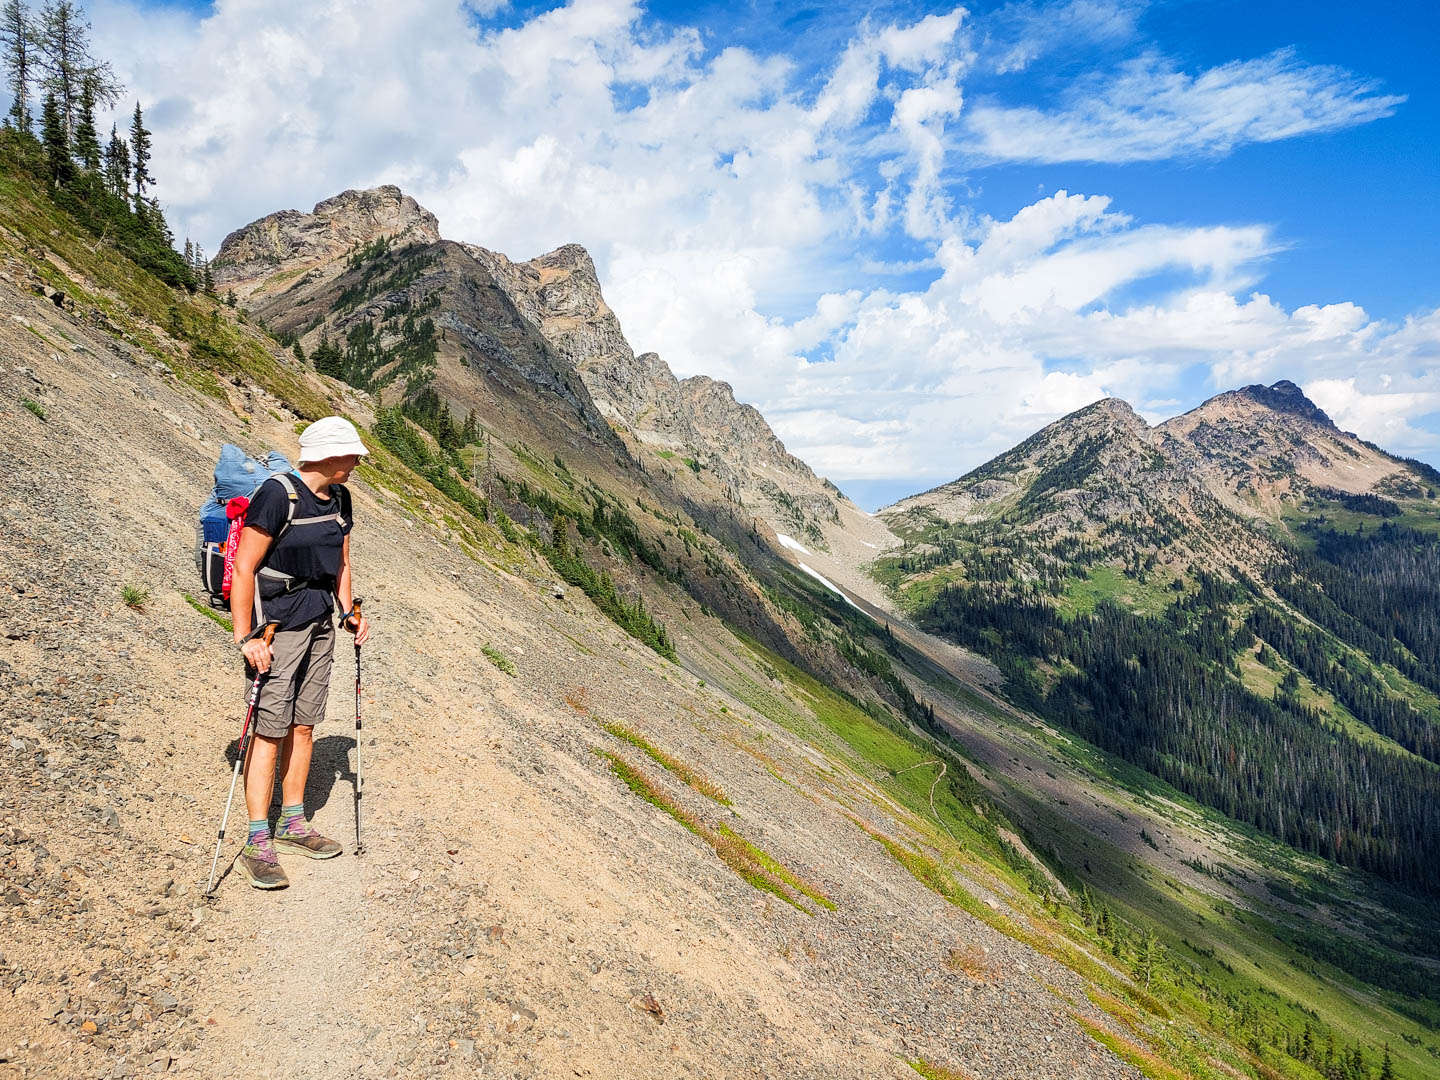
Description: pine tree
xmin=1 ymin=0 xmax=35 ymax=134
xmin=291 ymin=340 xmax=306 ymax=364
xmin=128 ymin=100 xmax=151 ymax=209
xmin=101 ymin=121 xmax=127 ymax=195
xmin=39 ymin=87 xmax=69 ymax=183
xmin=1378 ymin=1045 xmax=1394 ymax=1080
xmin=1132 ymin=928 xmax=1160 ymax=988
xmin=70 ymin=65 xmax=98 ymax=169
xmin=312 ymin=333 xmax=344 ymax=378
xmin=35 ymin=0 xmax=116 ymax=139
xmin=183 ymin=237 xmax=193 ymax=268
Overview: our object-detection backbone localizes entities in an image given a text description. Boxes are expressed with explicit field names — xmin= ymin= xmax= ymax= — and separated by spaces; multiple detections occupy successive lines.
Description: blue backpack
xmin=195 ymin=444 xmax=297 ymax=607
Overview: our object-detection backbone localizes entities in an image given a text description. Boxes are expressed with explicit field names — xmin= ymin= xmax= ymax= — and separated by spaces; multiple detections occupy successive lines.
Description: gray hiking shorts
xmin=244 ymin=618 xmax=336 ymax=739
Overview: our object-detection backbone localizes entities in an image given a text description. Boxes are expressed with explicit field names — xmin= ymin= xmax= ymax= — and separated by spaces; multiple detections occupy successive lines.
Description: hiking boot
xmin=274 ymin=830 xmax=342 ymax=859
xmin=235 ymin=847 xmax=289 ymax=890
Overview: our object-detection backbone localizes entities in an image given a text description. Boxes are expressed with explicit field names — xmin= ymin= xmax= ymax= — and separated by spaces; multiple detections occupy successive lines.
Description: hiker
xmin=228 ymin=416 xmax=372 ymax=889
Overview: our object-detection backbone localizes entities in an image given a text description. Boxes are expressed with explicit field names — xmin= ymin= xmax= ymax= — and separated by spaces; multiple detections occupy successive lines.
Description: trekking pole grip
xmin=342 ymin=597 xmax=364 ymax=633
xmin=240 ymin=621 xmax=280 ymax=647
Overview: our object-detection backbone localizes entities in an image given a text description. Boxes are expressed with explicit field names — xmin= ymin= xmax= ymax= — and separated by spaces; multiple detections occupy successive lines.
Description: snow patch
xmin=798 ymin=563 xmax=860 ymax=610
xmin=776 ymin=533 xmax=811 ymax=555
xmin=859 ymin=541 xmax=876 ymax=548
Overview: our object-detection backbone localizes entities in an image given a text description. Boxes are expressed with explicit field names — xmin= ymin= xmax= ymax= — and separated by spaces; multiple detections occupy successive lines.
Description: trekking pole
xmin=345 ymin=598 xmax=365 ymax=856
xmin=205 ymin=621 xmax=279 ymax=897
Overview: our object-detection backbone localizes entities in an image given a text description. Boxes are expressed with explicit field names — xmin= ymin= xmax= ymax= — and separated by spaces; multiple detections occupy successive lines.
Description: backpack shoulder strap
xmin=333 ymin=483 xmax=352 ymax=530
xmin=269 ymin=473 xmax=300 ymax=542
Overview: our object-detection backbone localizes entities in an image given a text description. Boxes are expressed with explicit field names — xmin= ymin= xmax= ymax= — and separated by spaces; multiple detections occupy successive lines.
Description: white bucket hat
xmin=297 ymin=416 xmax=370 ymax=464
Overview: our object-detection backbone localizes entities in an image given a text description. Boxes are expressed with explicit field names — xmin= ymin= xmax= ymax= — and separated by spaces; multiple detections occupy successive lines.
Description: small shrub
xmin=944 ymin=943 xmax=994 ymax=981
xmin=122 ymin=583 xmax=151 ymax=611
xmin=482 ymin=644 xmax=516 ymax=676
xmin=564 ymin=687 xmax=592 ymax=714
xmin=21 ymin=398 xmax=46 ymax=420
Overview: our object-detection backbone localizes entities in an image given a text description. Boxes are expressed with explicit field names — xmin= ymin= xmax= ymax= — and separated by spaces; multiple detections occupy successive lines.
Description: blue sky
xmin=28 ymin=0 xmax=1440 ymax=507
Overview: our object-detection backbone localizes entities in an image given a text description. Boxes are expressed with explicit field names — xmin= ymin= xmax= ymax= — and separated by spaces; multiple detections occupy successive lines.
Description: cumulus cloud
xmin=964 ymin=48 xmax=1406 ymax=163
xmin=65 ymin=0 xmax=1434 ymax=506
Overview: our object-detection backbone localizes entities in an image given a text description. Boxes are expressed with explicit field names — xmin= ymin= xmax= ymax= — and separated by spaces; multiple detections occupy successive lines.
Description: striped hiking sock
xmin=276 ymin=804 xmax=315 ymax=838
xmin=244 ymin=819 xmax=275 ymax=862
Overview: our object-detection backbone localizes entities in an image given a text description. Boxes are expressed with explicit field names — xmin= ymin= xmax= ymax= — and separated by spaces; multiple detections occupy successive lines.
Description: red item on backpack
xmin=221 ymin=496 xmax=250 ymax=601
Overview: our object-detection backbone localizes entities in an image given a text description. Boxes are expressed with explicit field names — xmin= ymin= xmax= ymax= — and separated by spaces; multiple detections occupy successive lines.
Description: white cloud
xmin=983 ymin=0 xmax=1145 ymax=76
xmin=66 ymin=0 xmax=1435 ymax=505
xmin=965 ymin=48 xmax=1406 ymax=163
xmin=1306 ymin=376 xmax=1440 ymax=455
xmin=760 ymin=194 xmax=1440 ymax=492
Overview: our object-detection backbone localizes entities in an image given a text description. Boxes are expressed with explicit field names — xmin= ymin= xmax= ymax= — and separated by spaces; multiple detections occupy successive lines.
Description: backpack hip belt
xmin=256 ymin=567 xmax=338 ymax=600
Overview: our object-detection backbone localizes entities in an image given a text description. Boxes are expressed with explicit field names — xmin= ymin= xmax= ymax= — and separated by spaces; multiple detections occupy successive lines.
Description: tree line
xmin=1 ymin=0 xmax=198 ymax=288
xmin=919 ymin=577 xmax=1440 ymax=893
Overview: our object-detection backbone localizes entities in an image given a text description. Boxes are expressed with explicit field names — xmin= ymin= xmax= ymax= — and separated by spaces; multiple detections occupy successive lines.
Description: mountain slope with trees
xmin=876 ymin=385 xmax=1440 ymax=893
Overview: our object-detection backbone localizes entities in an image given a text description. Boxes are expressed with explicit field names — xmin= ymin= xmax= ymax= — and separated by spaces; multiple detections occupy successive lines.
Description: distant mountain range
xmin=874 ymin=380 xmax=1440 ymax=893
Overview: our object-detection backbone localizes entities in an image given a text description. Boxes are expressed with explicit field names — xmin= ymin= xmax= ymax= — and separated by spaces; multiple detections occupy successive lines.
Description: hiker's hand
xmin=240 ymin=637 xmax=274 ymax=673
xmin=347 ymin=614 xmax=370 ymax=646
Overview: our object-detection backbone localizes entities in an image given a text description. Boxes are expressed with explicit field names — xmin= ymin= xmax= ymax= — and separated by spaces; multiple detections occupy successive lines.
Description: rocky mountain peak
xmin=213 ymin=185 xmax=440 ymax=293
xmin=1165 ymin=378 xmax=1336 ymax=434
xmin=462 ymin=241 xmax=861 ymax=544
xmin=532 ymin=242 xmax=599 ymax=277
xmin=1065 ymin=396 xmax=1150 ymax=440
xmin=1235 ymin=379 xmax=1335 ymax=426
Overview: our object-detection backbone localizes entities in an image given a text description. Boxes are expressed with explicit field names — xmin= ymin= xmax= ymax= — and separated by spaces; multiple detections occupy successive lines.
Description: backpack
xmin=194 ymin=444 xmax=352 ymax=612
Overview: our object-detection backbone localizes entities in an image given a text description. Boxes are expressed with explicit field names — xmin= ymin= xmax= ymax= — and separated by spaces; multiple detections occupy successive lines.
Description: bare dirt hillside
xmin=0 ymin=239 xmax=1140 ymax=1076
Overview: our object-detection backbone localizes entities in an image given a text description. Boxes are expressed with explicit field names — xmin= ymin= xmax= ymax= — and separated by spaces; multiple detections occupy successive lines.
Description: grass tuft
xmin=21 ymin=398 xmax=46 ymax=421
xmin=482 ymin=644 xmax=517 ymax=676
xmin=909 ymin=1060 xmax=976 ymax=1080
xmin=182 ymin=592 xmax=233 ymax=632
xmin=714 ymin=824 xmax=834 ymax=910
xmin=600 ymin=720 xmax=730 ymax=804
xmin=121 ymin=583 xmax=151 ymax=611
xmin=1074 ymin=1017 xmax=1191 ymax=1080
xmin=595 ymin=749 xmax=830 ymax=913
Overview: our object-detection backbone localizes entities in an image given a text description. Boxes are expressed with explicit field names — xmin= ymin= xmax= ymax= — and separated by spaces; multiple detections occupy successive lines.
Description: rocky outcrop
xmin=461 ymin=243 xmax=698 ymax=446
xmin=465 ymin=241 xmax=872 ymax=549
xmin=212 ymin=186 xmax=440 ymax=294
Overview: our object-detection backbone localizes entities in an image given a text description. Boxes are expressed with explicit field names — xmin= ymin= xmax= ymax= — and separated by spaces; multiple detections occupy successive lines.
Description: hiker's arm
xmin=231 ymin=525 xmax=275 ymax=670
xmin=337 ymin=534 xmax=370 ymax=645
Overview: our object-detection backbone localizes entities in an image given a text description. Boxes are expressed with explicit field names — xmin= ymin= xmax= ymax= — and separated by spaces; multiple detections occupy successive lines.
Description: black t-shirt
xmin=246 ymin=476 xmax=352 ymax=630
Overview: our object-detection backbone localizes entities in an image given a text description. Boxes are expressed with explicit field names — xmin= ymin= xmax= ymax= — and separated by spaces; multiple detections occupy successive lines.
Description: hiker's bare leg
xmin=279 ymin=725 xmax=315 ymax=808
xmin=244 ymin=734 xmax=283 ymax=822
